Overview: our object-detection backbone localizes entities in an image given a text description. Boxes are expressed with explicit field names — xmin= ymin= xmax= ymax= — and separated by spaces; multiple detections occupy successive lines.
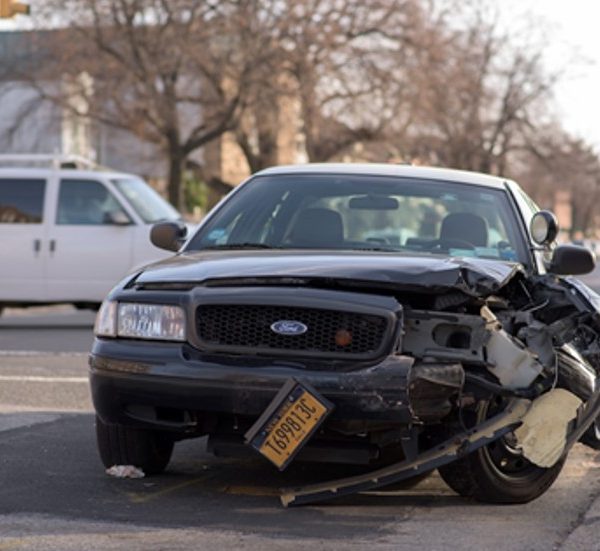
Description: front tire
xmin=581 ymin=417 xmax=600 ymax=450
xmin=438 ymin=400 xmax=565 ymax=504
xmin=95 ymin=415 xmax=174 ymax=475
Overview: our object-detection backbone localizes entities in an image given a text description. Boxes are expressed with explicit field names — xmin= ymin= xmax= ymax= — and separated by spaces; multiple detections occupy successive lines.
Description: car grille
xmin=195 ymin=304 xmax=390 ymax=358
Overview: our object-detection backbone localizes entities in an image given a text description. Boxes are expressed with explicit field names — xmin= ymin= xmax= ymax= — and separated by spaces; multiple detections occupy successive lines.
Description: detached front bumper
xmin=90 ymin=339 xmax=463 ymax=431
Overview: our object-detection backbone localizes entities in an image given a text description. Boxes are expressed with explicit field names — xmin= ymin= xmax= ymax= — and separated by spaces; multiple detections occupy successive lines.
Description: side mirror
xmin=104 ymin=210 xmax=132 ymax=226
xmin=548 ymin=244 xmax=596 ymax=275
xmin=530 ymin=210 xmax=559 ymax=246
xmin=150 ymin=221 xmax=187 ymax=252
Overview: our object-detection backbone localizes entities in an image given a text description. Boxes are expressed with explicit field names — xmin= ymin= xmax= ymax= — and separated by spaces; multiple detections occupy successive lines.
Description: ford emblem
xmin=270 ymin=320 xmax=308 ymax=336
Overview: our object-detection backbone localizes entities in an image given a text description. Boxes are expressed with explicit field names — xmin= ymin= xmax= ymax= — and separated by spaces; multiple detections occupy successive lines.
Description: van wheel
xmin=95 ymin=416 xmax=174 ymax=475
xmin=438 ymin=400 xmax=565 ymax=503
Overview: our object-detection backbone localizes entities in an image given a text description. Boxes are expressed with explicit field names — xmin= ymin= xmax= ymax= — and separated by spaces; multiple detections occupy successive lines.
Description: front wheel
xmin=438 ymin=401 xmax=565 ymax=504
xmin=95 ymin=416 xmax=174 ymax=475
xmin=581 ymin=416 xmax=600 ymax=450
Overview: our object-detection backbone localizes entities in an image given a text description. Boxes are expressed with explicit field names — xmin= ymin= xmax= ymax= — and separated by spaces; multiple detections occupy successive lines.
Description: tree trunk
xmin=167 ymin=151 xmax=185 ymax=212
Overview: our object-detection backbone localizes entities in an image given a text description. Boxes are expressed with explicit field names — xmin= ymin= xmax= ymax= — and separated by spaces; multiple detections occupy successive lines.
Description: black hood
xmin=134 ymin=251 xmax=524 ymax=297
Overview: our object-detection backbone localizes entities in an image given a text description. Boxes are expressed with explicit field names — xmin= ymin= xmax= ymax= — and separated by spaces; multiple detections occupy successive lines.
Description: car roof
xmin=0 ymin=167 xmax=137 ymax=179
xmin=254 ymin=163 xmax=509 ymax=189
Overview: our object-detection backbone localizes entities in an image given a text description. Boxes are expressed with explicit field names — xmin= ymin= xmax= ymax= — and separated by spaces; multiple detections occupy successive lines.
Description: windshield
xmin=113 ymin=178 xmax=180 ymax=223
xmin=187 ymin=174 xmax=529 ymax=264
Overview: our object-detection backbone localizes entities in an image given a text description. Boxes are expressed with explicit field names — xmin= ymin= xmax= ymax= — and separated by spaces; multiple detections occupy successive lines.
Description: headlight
xmin=94 ymin=301 xmax=186 ymax=341
xmin=94 ymin=300 xmax=117 ymax=337
xmin=117 ymin=303 xmax=186 ymax=341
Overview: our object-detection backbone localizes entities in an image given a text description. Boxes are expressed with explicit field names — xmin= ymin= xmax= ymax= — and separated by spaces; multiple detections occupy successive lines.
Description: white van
xmin=0 ymin=155 xmax=182 ymax=314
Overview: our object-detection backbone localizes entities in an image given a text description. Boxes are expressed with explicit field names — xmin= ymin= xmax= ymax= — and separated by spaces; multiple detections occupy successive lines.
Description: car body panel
xmin=135 ymin=250 xmax=524 ymax=297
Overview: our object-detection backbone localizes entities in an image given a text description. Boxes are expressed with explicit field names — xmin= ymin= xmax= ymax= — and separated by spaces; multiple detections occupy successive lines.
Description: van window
xmin=0 ymin=179 xmax=45 ymax=224
xmin=57 ymin=180 xmax=129 ymax=225
xmin=112 ymin=177 xmax=180 ymax=223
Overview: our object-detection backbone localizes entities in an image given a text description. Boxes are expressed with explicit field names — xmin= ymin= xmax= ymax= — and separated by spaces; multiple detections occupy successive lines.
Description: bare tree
xmin=229 ymin=0 xmax=427 ymax=171
xmin=19 ymin=0 xmax=280 ymax=209
xmin=397 ymin=4 xmax=558 ymax=174
xmin=8 ymin=0 xmax=598 ymax=226
xmin=513 ymin=128 xmax=600 ymax=236
xmin=285 ymin=0 xmax=424 ymax=163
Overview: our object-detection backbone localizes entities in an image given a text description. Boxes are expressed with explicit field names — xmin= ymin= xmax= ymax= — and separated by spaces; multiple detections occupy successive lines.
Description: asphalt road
xmin=1 ymin=411 xmax=599 ymax=551
xmin=0 ymin=350 xmax=599 ymax=549
xmin=2 ymin=268 xmax=600 ymax=549
xmin=0 ymin=306 xmax=96 ymax=353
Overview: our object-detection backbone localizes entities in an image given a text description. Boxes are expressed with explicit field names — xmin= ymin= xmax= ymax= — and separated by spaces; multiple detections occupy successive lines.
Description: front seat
xmin=288 ymin=207 xmax=344 ymax=248
xmin=440 ymin=212 xmax=488 ymax=247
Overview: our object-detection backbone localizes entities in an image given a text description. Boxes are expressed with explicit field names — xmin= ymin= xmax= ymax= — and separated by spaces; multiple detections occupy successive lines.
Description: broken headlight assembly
xmin=94 ymin=300 xmax=186 ymax=341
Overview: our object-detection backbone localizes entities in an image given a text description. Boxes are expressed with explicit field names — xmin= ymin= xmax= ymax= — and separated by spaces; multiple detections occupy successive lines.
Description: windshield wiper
xmin=202 ymin=243 xmax=278 ymax=250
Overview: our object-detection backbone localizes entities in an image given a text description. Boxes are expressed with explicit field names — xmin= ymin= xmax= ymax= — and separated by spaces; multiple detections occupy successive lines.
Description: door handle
xmin=49 ymin=239 xmax=56 ymax=253
xmin=33 ymin=239 xmax=41 ymax=254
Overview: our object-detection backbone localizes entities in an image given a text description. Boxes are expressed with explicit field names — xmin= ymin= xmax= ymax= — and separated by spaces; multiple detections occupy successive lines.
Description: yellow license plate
xmin=245 ymin=380 xmax=333 ymax=470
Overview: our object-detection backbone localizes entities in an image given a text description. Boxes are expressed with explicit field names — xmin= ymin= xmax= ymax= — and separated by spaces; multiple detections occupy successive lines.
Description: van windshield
xmin=113 ymin=178 xmax=180 ymax=223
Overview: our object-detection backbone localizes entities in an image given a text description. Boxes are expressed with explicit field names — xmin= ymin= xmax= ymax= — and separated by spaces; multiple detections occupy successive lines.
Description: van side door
xmin=0 ymin=177 xmax=48 ymax=302
xmin=46 ymin=178 xmax=134 ymax=303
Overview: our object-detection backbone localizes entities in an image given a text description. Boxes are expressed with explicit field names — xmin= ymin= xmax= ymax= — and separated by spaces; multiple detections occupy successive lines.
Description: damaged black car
xmin=90 ymin=164 xmax=600 ymax=506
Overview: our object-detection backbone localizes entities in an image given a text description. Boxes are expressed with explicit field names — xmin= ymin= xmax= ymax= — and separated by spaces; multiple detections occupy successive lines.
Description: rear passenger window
xmin=0 ymin=179 xmax=46 ymax=224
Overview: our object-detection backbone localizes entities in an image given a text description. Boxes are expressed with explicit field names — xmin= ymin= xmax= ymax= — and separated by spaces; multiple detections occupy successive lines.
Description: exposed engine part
xmin=514 ymin=388 xmax=582 ymax=468
xmin=408 ymin=363 xmax=464 ymax=421
xmin=514 ymin=318 xmax=556 ymax=370
xmin=403 ymin=310 xmax=487 ymax=364
xmin=481 ymin=306 xmax=544 ymax=389
xmin=556 ymin=345 xmax=597 ymax=400
xmin=464 ymin=372 xmax=552 ymax=400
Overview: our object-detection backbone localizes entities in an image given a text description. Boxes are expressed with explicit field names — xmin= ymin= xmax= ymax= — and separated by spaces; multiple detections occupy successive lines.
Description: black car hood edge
xmin=134 ymin=251 xmax=524 ymax=297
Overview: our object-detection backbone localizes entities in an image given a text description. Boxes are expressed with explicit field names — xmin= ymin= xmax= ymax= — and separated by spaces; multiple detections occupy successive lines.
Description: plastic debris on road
xmin=105 ymin=465 xmax=145 ymax=478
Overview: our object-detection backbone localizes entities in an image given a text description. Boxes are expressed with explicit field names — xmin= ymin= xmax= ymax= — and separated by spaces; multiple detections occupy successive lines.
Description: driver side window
xmin=56 ymin=180 xmax=130 ymax=225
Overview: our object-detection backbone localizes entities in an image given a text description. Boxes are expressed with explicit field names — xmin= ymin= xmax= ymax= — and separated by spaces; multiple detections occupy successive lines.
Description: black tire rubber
xmin=95 ymin=415 xmax=174 ymax=475
xmin=438 ymin=401 xmax=565 ymax=504
xmin=581 ymin=417 xmax=600 ymax=450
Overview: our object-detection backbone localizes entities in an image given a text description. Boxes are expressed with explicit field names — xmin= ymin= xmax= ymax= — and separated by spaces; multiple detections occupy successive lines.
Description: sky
xmin=2 ymin=1 xmax=600 ymax=148
xmin=503 ymin=0 xmax=600 ymax=149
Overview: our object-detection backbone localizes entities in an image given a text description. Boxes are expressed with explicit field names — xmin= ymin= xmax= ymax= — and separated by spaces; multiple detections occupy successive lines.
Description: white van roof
xmin=0 ymin=154 xmax=137 ymax=180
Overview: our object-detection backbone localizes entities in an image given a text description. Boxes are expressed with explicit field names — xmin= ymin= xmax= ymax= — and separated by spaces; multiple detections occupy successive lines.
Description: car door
xmin=46 ymin=178 xmax=134 ymax=303
xmin=0 ymin=177 xmax=48 ymax=302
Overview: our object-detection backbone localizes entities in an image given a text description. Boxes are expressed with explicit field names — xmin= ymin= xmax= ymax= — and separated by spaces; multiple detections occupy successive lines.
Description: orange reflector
xmin=335 ymin=329 xmax=352 ymax=347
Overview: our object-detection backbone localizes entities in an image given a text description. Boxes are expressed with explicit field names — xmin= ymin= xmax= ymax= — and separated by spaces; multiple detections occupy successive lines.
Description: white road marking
xmin=0 ymin=350 xmax=88 ymax=357
xmin=0 ymin=375 xmax=88 ymax=383
xmin=0 ymin=412 xmax=63 ymax=432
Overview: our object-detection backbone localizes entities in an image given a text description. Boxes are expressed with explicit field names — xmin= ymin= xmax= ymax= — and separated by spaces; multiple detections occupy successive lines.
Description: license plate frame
xmin=245 ymin=379 xmax=334 ymax=471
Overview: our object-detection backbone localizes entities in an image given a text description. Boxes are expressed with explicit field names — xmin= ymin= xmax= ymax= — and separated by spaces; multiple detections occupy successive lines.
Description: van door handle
xmin=33 ymin=239 xmax=41 ymax=254
xmin=49 ymin=239 xmax=56 ymax=253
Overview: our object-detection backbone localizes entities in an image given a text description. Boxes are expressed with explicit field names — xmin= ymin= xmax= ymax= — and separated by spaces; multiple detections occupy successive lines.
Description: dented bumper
xmin=90 ymin=338 xmax=467 ymax=430
xmin=91 ymin=340 xmax=418 ymax=429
